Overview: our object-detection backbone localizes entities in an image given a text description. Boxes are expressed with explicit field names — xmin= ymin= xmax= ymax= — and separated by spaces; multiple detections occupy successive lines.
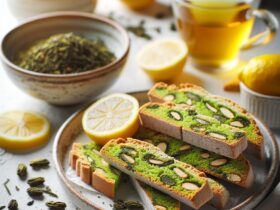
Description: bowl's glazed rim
xmin=240 ymin=82 xmax=280 ymax=100
xmin=0 ymin=11 xmax=130 ymax=80
xmin=53 ymin=90 xmax=280 ymax=210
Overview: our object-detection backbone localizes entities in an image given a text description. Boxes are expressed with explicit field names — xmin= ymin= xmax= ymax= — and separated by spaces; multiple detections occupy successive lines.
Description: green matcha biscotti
xmin=139 ymin=102 xmax=247 ymax=159
xmin=131 ymin=178 xmax=180 ymax=210
xmin=148 ymin=82 xmax=264 ymax=159
xmin=70 ymin=142 xmax=121 ymax=198
xmin=131 ymin=177 xmax=229 ymax=210
xmin=100 ymin=138 xmax=213 ymax=209
xmin=134 ymin=128 xmax=253 ymax=188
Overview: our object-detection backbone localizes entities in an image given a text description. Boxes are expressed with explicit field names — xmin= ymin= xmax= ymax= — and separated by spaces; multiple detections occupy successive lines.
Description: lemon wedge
xmin=0 ymin=110 xmax=51 ymax=152
xmin=82 ymin=93 xmax=139 ymax=145
xmin=137 ymin=39 xmax=188 ymax=81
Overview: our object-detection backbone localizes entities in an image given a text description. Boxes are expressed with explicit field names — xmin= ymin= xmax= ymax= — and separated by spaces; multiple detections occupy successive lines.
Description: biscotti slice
xmin=148 ymin=82 xmax=264 ymax=159
xmin=134 ymin=128 xmax=253 ymax=188
xmin=139 ymin=102 xmax=247 ymax=159
xmin=132 ymin=177 xmax=229 ymax=210
xmin=70 ymin=142 xmax=121 ymax=198
xmin=100 ymin=138 xmax=213 ymax=209
xmin=207 ymin=178 xmax=229 ymax=209
xmin=131 ymin=178 xmax=180 ymax=210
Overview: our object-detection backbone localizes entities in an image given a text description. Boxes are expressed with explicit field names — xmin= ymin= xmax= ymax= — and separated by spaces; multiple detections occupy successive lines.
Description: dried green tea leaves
xmin=16 ymin=33 xmax=116 ymax=74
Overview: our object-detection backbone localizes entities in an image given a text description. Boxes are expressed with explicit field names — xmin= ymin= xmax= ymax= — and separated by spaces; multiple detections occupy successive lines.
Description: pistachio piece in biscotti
xmin=144 ymin=154 xmax=174 ymax=166
xmin=208 ymin=132 xmax=227 ymax=140
xmin=226 ymin=174 xmax=242 ymax=182
xmin=220 ymin=107 xmax=235 ymax=119
xmin=168 ymin=110 xmax=183 ymax=121
xmin=163 ymin=94 xmax=175 ymax=102
xmin=210 ymin=159 xmax=228 ymax=167
xmin=205 ymin=102 xmax=218 ymax=113
xmin=185 ymin=92 xmax=201 ymax=101
xmin=120 ymin=153 xmax=135 ymax=164
xmin=156 ymin=142 xmax=168 ymax=153
xmin=160 ymin=175 xmax=176 ymax=186
xmin=173 ymin=167 xmax=188 ymax=178
xmin=182 ymin=182 xmax=199 ymax=190
xmin=201 ymin=152 xmax=210 ymax=159
xmin=213 ymin=114 xmax=228 ymax=123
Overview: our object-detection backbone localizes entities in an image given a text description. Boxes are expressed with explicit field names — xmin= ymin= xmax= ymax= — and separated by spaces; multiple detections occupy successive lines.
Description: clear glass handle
xmin=242 ymin=9 xmax=279 ymax=50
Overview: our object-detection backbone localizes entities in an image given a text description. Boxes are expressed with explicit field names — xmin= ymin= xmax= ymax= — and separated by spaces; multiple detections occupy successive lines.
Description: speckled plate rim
xmin=53 ymin=91 xmax=280 ymax=210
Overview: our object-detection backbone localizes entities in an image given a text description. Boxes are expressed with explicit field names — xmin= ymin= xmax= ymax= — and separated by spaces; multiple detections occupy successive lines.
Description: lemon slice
xmin=82 ymin=93 xmax=139 ymax=145
xmin=137 ymin=39 xmax=188 ymax=81
xmin=0 ymin=110 xmax=51 ymax=152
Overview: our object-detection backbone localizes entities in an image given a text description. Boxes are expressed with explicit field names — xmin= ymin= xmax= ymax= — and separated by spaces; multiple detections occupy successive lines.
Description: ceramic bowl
xmin=240 ymin=82 xmax=280 ymax=128
xmin=0 ymin=12 xmax=130 ymax=105
xmin=7 ymin=0 xmax=97 ymax=20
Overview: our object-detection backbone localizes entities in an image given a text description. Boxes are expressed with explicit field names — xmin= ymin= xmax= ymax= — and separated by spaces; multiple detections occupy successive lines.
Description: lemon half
xmin=82 ymin=93 xmax=139 ymax=145
xmin=0 ymin=110 xmax=51 ymax=152
xmin=137 ymin=39 xmax=188 ymax=81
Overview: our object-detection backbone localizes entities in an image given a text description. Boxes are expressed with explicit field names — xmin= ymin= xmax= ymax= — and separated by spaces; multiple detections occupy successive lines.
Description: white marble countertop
xmin=0 ymin=0 xmax=280 ymax=209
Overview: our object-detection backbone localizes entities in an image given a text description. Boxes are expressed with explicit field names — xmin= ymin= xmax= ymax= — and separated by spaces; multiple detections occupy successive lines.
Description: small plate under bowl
xmin=53 ymin=91 xmax=279 ymax=210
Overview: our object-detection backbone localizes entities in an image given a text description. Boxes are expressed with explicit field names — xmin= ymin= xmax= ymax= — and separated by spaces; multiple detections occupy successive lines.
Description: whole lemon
xmin=240 ymin=54 xmax=280 ymax=96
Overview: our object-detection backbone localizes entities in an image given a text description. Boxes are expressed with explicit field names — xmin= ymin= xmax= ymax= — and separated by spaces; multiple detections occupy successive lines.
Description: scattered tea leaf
xmin=3 ymin=179 xmax=11 ymax=196
xmin=8 ymin=199 xmax=18 ymax=210
xmin=17 ymin=163 xmax=27 ymax=179
xmin=46 ymin=201 xmax=66 ymax=210
xmin=30 ymin=158 xmax=49 ymax=169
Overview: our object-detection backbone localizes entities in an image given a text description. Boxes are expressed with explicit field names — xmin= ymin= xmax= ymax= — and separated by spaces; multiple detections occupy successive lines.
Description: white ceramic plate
xmin=53 ymin=91 xmax=279 ymax=210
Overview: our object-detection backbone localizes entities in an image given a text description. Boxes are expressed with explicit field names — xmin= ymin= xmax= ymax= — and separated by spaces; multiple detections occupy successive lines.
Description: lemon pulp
xmin=82 ymin=93 xmax=139 ymax=145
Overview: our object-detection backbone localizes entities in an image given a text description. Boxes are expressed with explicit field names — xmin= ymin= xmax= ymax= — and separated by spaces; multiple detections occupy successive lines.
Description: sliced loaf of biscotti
xmin=100 ymin=138 xmax=213 ymax=209
xmin=139 ymin=102 xmax=247 ymax=159
xmin=148 ymin=82 xmax=264 ymax=159
xmin=69 ymin=142 xmax=121 ymax=198
xmin=134 ymin=128 xmax=253 ymax=188
xmin=132 ymin=177 xmax=229 ymax=210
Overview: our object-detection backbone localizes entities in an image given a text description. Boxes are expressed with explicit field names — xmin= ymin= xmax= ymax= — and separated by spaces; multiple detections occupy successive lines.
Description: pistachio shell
xmin=182 ymin=182 xmax=199 ymax=190
xmin=173 ymin=167 xmax=188 ymax=178
xmin=210 ymin=159 xmax=227 ymax=166
xmin=230 ymin=121 xmax=244 ymax=128
xmin=120 ymin=153 xmax=135 ymax=164
xmin=220 ymin=107 xmax=235 ymax=119
xmin=206 ymin=102 xmax=217 ymax=113
xmin=227 ymin=173 xmax=241 ymax=182
xmin=201 ymin=152 xmax=210 ymax=159
xmin=208 ymin=132 xmax=227 ymax=140
xmin=155 ymin=205 xmax=167 ymax=210
xmin=168 ymin=111 xmax=182 ymax=121
xmin=163 ymin=94 xmax=175 ymax=102
xmin=157 ymin=142 xmax=168 ymax=153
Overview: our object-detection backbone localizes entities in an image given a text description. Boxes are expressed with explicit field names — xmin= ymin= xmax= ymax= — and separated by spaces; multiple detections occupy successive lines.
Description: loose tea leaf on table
xmin=27 ymin=177 xmax=45 ymax=187
xmin=17 ymin=163 xmax=27 ymax=179
xmin=46 ymin=201 xmax=67 ymax=210
xmin=8 ymin=199 xmax=18 ymax=210
xmin=29 ymin=158 xmax=49 ymax=168
xmin=16 ymin=33 xmax=116 ymax=74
